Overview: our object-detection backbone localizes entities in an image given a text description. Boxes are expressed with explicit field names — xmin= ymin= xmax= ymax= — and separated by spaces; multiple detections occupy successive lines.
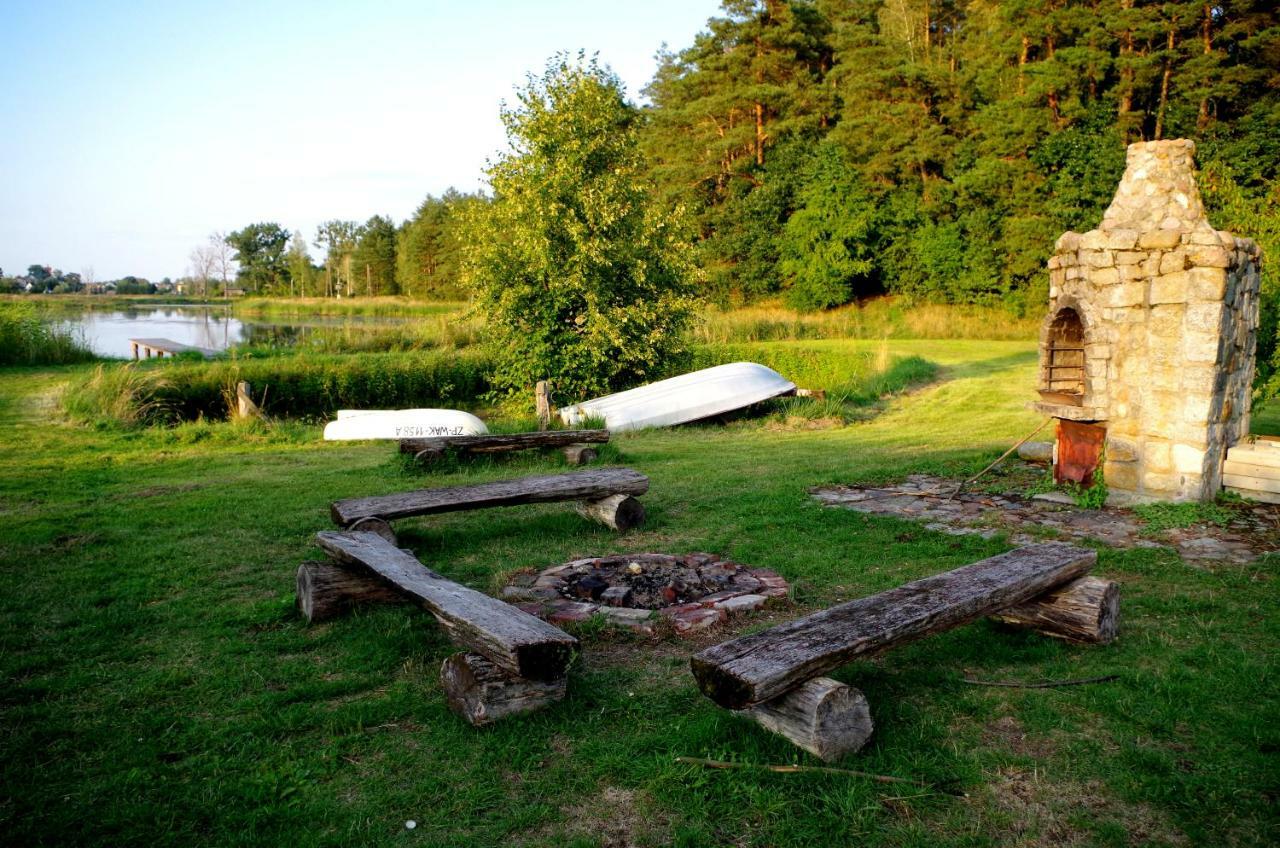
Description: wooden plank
xmin=315 ymin=531 xmax=578 ymax=680
xmin=691 ymin=543 xmax=1096 ymax=709
xmin=331 ymin=467 xmax=649 ymax=526
xmin=1224 ymin=486 xmax=1280 ymax=504
xmin=1222 ymin=472 xmax=1280 ymax=494
xmin=1223 ymin=459 xmax=1280 ymax=481
xmin=399 ymin=429 xmax=610 ymax=456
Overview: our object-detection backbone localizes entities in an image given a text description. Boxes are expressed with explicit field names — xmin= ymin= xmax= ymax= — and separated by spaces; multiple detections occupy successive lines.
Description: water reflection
xmin=52 ymin=305 xmax=402 ymax=358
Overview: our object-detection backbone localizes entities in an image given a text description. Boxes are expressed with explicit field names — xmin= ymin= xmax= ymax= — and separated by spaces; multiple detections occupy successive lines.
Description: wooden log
xmin=743 ymin=677 xmax=873 ymax=761
xmin=296 ymin=560 xmax=408 ymax=623
xmin=347 ymin=516 xmax=397 ymax=545
xmin=315 ymin=531 xmax=578 ymax=680
xmin=399 ymin=430 xmax=610 ymax=457
xmin=989 ymin=576 xmax=1119 ymax=644
xmin=575 ymin=493 xmax=645 ymax=532
xmin=535 ymin=381 xmax=552 ymax=430
xmin=692 ymin=543 xmax=1096 ymax=709
xmin=562 ymin=444 xmax=599 ymax=466
xmin=331 ymin=467 xmax=649 ymax=526
xmin=440 ymin=652 xmax=567 ymax=726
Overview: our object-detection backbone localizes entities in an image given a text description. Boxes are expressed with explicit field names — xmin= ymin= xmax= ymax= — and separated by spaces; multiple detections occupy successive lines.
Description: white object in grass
xmin=559 ymin=362 xmax=796 ymax=433
xmin=322 ymin=409 xmax=488 ymax=441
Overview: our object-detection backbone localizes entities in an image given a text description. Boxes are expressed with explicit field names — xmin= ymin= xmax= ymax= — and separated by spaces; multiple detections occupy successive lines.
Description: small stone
xmin=546 ymin=600 xmax=599 ymax=624
xmin=714 ymin=594 xmax=767 ymax=614
xmin=671 ymin=607 xmax=725 ymax=634
xmin=1139 ymin=230 xmax=1181 ymax=250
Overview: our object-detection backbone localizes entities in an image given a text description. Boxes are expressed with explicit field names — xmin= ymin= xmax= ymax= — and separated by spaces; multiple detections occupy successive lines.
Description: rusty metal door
xmin=1055 ymin=420 xmax=1105 ymax=485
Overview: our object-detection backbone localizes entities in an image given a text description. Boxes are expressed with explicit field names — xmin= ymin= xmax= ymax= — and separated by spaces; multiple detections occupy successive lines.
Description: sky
xmin=0 ymin=0 xmax=722 ymax=281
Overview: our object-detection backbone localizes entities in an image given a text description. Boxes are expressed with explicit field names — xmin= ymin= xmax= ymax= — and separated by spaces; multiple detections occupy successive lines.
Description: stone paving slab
xmin=812 ymin=474 xmax=1278 ymax=565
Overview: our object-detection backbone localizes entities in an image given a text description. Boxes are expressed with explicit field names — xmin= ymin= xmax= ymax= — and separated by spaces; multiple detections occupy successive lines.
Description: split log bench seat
xmin=400 ymin=429 xmax=610 ymax=467
xmin=307 ymin=530 xmax=579 ymax=725
xmin=691 ymin=543 xmax=1117 ymax=761
xmin=331 ymin=467 xmax=650 ymax=534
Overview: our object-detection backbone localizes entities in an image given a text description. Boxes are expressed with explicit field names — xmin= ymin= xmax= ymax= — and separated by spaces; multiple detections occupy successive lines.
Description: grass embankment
xmin=231 ymin=296 xmax=468 ymax=318
xmin=2 ymin=340 xmax=1278 ymax=847
xmin=0 ymin=302 xmax=96 ymax=366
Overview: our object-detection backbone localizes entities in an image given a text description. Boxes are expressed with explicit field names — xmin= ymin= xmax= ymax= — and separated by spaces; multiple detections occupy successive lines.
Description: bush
xmin=64 ymin=350 xmax=492 ymax=427
xmin=0 ymin=302 xmax=96 ymax=365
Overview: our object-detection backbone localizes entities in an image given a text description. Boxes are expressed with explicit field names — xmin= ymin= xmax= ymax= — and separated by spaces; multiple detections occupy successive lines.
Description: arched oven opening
xmin=1040 ymin=307 xmax=1086 ymax=406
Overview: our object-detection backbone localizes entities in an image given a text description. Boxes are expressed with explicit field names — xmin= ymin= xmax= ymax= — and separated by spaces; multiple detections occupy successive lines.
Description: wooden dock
xmin=129 ymin=338 xmax=217 ymax=359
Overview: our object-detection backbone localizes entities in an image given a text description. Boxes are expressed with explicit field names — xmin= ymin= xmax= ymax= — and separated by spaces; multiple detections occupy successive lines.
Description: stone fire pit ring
xmin=503 ymin=553 xmax=789 ymax=636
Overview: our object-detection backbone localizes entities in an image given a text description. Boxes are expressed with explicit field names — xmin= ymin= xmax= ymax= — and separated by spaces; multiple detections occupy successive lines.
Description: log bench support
xmin=441 ymin=652 xmax=567 ymax=726
xmin=400 ymin=430 xmax=609 ymax=467
xmin=692 ymin=543 xmax=1117 ymax=759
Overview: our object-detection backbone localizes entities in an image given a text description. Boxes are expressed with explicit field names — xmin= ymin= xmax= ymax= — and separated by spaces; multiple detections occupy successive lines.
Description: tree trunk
xmin=692 ymin=543 xmax=1096 ymax=709
xmin=744 ymin=677 xmax=874 ymax=761
xmin=296 ymin=560 xmax=408 ymax=623
xmin=1197 ymin=3 xmax=1213 ymax=129
xmin=990 ymin=576 xmax=1119 ymax=644
xmin=574 ymin=494 xmax=646 ymax=532
xmin=315 ymin=531 xmax=578 ymax=679
xmin=1155 ymin=24 xmax=1176 ymax=139
xmin=440 ymin=652 xmax=567 ymax=726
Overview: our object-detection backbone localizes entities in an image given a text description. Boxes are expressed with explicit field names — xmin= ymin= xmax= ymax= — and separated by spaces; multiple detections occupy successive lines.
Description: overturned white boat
xmin=323 ymin=409 xmax=488 ymax=441
xmin=559 ymin=362 xmax=796 ymax=433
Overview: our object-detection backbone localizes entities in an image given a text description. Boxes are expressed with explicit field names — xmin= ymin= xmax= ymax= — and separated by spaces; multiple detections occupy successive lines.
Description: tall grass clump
xmin=64 ymin=350 xmax=493 ymax=426
xmin=231 ymin=297 xmax=466 ymax=319
xmin=692 ymin=297 xmax=1040 ymax=344
xmin=0 ymin=302 xmax=96 ymax=365
xmin=62 ymin=363 xmax=172 ymax=428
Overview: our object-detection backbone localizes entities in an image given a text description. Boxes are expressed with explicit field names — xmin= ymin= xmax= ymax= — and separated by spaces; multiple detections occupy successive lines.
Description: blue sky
xmin=0 ymin=0 xmax=721 ymax=280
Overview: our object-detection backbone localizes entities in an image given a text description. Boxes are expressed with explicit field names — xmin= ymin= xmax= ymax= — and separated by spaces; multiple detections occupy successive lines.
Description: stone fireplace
xmin=1037 ymin=139 xmax=1262 ymax=503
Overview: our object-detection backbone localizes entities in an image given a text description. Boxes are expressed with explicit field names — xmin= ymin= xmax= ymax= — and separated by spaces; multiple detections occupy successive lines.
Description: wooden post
xmin=575 ymin=494 xmax=645 ymax=532
xmin=440 ymin=652 xmax=567 ymax=726
xmin=990 ymin=576 xmax=1120 ymax=644
xmin=236 ymin=381 xmax=260 ymax=419
xmin=131 ymin=341 xmax=139 ymax=360
xmin=743 ymin=677 xmax=874 ymax=761
xmin=535 ymin=381 xmax=551 ymax=431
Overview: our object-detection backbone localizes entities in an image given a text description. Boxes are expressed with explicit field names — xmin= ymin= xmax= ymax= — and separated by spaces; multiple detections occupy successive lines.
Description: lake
xmin=51 ymin=304 xmax=403 ymax=358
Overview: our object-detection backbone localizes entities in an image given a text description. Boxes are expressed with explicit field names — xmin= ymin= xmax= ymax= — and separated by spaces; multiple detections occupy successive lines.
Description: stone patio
xmin=812 ymin=473 xmax=1278 ymax=565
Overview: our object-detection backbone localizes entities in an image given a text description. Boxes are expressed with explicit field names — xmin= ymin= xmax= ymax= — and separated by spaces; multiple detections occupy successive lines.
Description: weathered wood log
xmin=535 ymin=381 xmax=552 ymax=430
xmin=331 ymin=467 xmax=649 ymax=526
xmin=315 ymin=531 xmax=578 ymax=680
xmin=347 ymin=516 xmax=397 ymax=544
xmin=692 ymin=543 xmax=1096 ymax=709
xmin=296 ymin=560 xmax=408 ymax=623
xmin=989 ymin=575 xmax=1119 ymax=644
xmin=399 ymin=429 xmax=610 ymax=457
xmin=744 ymin=677 xmax=873 ymax=761
xmin=562 ymin=444 xmax=599 ymax=466
xmin=574 ymin=494 xmax=645 ymax=531
xmin=440 ymin=652 xmax=567 ymax=726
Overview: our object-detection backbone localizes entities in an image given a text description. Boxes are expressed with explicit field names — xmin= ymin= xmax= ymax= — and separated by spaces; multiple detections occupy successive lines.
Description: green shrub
xmin=64 ymin=350 xmax=492 ymax=426
xmin=0 ymin=302 xmax=96 ymax=366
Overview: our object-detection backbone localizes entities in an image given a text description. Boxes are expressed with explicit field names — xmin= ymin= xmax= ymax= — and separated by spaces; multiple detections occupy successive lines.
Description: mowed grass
xmin=1 ymin=340 xmax=1278 ymax=847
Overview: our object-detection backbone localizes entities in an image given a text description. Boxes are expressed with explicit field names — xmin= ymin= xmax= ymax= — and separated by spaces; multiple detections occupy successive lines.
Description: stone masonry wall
xmin=1041 ymin=139 xmax=1262 ymax=502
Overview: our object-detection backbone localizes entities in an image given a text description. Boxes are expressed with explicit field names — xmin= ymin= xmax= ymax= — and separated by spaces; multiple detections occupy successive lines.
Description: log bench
xmin=331 ymin=467 xmax=650 ymax=534
xmin=691 ymin=543 xmax=1119 ymax=760
xmin=400 ymin=429 xmax=610 ymax=467
xmin=307 ymin=530 xmax=579 ymax=725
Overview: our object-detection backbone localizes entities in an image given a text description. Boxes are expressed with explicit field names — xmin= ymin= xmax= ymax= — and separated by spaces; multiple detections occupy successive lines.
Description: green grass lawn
xmin=2 ymin=340 xmax=1277 ymax=847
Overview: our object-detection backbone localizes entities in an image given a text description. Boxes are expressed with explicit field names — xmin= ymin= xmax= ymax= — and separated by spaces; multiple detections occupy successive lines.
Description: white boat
xmin=323 ymin=409 xmax=488 ymax=441
xmin=559 ymin=362 xmax=796 ymax=432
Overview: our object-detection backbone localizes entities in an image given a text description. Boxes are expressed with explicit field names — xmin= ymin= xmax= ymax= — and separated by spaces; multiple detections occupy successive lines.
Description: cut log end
xmin=743 ymin=677 xmax=874 ymax=761
xmin=441 ymin=652 xmax=567 ymax=726
xmin=295 ymin=560 xmax=407 ymax=624
xmin=562 ymin=444 xmax=599 ymax=466
xmin=990 ymin=576 xmax=1120 ymax=644
xmin=575 ymin=493 xmax=645 ymax=532
xmin=347 ymin=516 xmax=398 ymax=544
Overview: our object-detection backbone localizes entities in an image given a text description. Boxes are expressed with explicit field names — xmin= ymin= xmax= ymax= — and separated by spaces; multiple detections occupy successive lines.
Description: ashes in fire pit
xmin=504 ymin=553 xmax=789 ymax=636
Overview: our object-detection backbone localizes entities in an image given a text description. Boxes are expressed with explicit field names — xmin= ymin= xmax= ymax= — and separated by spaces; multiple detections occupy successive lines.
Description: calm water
xmin=52 ymin=304 xmax=399 ymax=358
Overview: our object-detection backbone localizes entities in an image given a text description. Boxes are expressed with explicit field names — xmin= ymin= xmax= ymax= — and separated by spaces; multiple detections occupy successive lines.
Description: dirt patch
xmin=528 ymin=785 xmax=671 ymax=848
xmin=980 ymin=770 xmax=1188 ymax=847
xmin=981 ymin=716 xmax=1058 ymax=759
xmin=133 ymin=482 xmax=205 ymax=499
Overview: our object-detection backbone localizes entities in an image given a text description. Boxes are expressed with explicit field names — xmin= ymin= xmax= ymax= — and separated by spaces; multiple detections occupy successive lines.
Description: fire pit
xmin=504 ymin=553 xmax=788 ymax=636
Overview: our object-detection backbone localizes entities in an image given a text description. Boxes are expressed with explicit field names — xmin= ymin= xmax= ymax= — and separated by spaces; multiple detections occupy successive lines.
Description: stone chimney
xmin=1036 ymin=139 xmax=1262 ymax=503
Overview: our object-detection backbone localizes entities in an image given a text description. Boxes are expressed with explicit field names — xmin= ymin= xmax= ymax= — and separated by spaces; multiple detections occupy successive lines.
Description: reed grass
xmin=0 ymin=302 xmax=96 ymax=365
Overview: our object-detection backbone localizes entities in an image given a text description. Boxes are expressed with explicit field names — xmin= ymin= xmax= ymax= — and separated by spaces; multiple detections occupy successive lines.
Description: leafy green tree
xmin=285 ymin=230 xmax=318 ymax=297
xmin=397 ymin=190 xmax=483 ymax=299
xmin=350 ymin=215 xmax=398 ymax=296
xmin=314 ymin=220 xmax=361 ymax=298
xmin=460 ymin=53 xmax=700 ymax=400
xmin=225 ymin=223 xmax=290 ymax=294
xmin=779 ymin=142 xmax=877 ymax=309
